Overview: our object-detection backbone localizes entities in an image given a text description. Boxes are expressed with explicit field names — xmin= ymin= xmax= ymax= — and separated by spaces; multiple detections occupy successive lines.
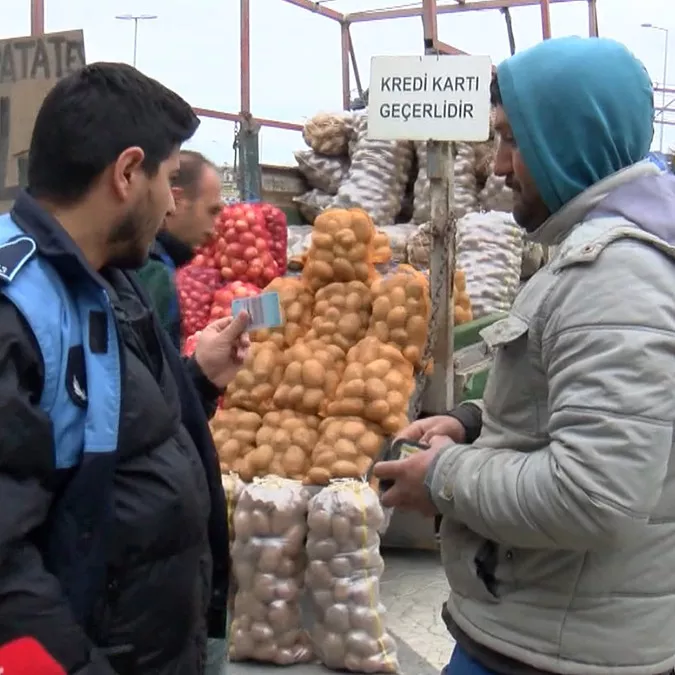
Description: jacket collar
xmin=10 ymin=189 xmax=110 ymax=287
xmin=530 ymin=161 xmax=661 ymax=246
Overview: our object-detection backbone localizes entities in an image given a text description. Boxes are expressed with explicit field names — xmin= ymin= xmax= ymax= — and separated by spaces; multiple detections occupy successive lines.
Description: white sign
xmin=367 ymin=55 xmax=492 ymax=142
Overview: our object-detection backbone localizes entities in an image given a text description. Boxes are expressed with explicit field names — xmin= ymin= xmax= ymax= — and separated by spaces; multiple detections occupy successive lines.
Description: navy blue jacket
xmin=0 ymin=192 xmax=229 ymax=674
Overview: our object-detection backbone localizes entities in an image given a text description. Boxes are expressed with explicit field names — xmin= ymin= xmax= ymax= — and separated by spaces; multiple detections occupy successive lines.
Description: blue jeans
xmin=441 ymin=645 xmax=500 ymax=675
xmin=204 ymin=638 xmax=227 ymax=675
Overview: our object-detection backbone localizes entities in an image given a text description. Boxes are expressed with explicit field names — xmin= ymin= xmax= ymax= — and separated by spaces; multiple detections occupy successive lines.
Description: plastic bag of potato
xmin=225 ymin=341 xmax=285 ymax=414
xmin=305 ymin=281 xmax=372 ymax=353
xmin=478 ymin=165 xmax=514 ymax=213
xmin=303 ymin=208 xmax=376 ymax=292
xmin=274 ymin=339 xmax=345 ymax=416
xmin=306 ymin=480 xmax=399 ymax=673
xmin=303 ymin=112 xmax=354 ymax=157
xmin=368 ymin=265 xmax=430 ymax=370
xmin=255 ymin=410 xmax=321 ymax=480
xmin=454 ymin=142 xmax=480 ymax=219
xmin=412 ymin=142 xmax=430 ymax=225
xmin=221 ymin=472 xmax=245 ymax=539
xmin=294 ymin=188 xmax=334 ymax=223
xmin=251 ymin=277 xmax=314 ymax=349
xmin=405 ymin=222 xmax=432 ymax=270
xmin=229 ymin=477 xmax=313 ymax=665
xmin=294 ymin=149 xmax=349 ymax=195
xmin=210 ymin=408 xmax=262 ymax=472
xmin=327 ymin=337 xmax=414 ymax=435
xmin=306 ymin=417 xmax=384 ymax=486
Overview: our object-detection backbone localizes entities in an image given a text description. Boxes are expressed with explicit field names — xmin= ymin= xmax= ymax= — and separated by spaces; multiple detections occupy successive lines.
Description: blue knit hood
xmin=496 ymin=37 xmax=655 ymax=214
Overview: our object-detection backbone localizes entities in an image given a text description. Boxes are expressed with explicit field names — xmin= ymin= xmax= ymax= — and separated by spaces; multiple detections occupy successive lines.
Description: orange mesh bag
xmin=372 ymin=230 xmax=392 ymax=265
xmin=251 ymin=277 xmax=314 ymax=349
xmin=326 ymin=336 xmax=415 ymax=435
xmin=367 ymin=264 xmax=431 ymax=370
xmin=305 ymin=417 xmax=384 ymax=486
xmin=273 ymin=339 xmax=346 ymax=416
xmin=225 ymin=342 xmax=285 ymax=414
xmin=454 ymin=269 xmax=473 ymax=325
xmin=303 ymin=208 xmax=376 ymax=293
xmin=255 ymin=410 xmax=322 ymax=481
xmin=210 ymin=408 xmax=262 ymax=473
xmin=305 ymin=281 xmax=372 ymax=353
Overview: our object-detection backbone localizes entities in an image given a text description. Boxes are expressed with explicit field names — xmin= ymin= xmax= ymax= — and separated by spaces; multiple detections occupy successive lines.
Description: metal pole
xmin=133 ymin=19 xmax=139 ymax=67
xmin=661 ymin=30 xmax=669 ymax=152
xmin=115 ymin=14 xmax=157 ymax=69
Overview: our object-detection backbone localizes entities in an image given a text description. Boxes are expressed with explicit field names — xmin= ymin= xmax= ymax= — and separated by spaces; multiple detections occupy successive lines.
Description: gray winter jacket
xmin=430 ymin=161 xmax=675 ymax=675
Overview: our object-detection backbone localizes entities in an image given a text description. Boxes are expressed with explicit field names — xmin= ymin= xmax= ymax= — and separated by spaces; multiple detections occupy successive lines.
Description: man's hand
xmin=396 ymin=415 xmax=467 ymax=444
xmin=373 ymin=436 xmax=452 ymax=516
xmin=194 ymin=312 xmax=251 ymax=389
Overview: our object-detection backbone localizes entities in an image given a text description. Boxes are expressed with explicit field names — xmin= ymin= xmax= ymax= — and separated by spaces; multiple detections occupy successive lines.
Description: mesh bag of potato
xmin=377 ymin=224 xmax=416 ymax=266
xmin=457 ymin=211 xmax=523 ymax=318
xmin=368 ymin=265 xmax=430 ymax=370
xmin=294 ymin=150 xmax=349 ymax=195
xmin=303 ymin=208 xmax=376 ymax=292
xmin=333 ymin=113 xmax=414 ymax=229
xmin=225 ymin=341 xmax=285 ymax=414
xmin=478 ymin=165 xmax=514 ymax=213
xmin=210 ymin=408 xmax=261 ymax=473
xmin=251 ymin=277 xmax=313 ymax=349
xmin=326 ymin=337 xmax=414 ymax=435
xmin=372 ymin=230 xmax=392 ymax=265
xmin=405 ymin=222 xmax=432 ymax=270
xmin=293 ymin=189 xmax=334 ymax=223
xmin=305 ymin=281 xmax=372 ymax=353
xmin=454 ymin=142 xmax=479 ymax=219
xmin=230 ymin=477 xmax=313 ymax=665
xmin=303 ymin=112 xmax=354 ymax=157
xmin=412 ymin=142 xmax=430 ymax=225
xmin=306 ymin=417 xmax=384 ymax=486
xmin=273 ymin=339 xmax=345 ymax=416
xmin=254 ymin=410 xmax=321 ymax=481
xmin=306 ymin=480 xmax=399 ymax=673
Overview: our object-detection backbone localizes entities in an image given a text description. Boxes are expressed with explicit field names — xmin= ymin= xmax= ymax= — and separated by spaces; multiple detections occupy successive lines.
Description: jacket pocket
xmin=480 ymin=314 xmax=545 ymax=434
xmin=441 ymin=520 xmax=515 ymax=604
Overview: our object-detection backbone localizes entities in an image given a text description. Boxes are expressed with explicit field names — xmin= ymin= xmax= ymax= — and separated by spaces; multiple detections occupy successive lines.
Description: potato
xmin=210 ymin=409 xmax=262 ymax=473
xmin=274 ymin=339 xmax=345 ymax=416
xmin=225 ymin=342 xmax=285 ymax=414
xmin=326 ymin=337 xmax=414 ymax=435
xmin=305 ymin=281 xmax=372 ymax=353
xmin=367 ymin=265 xmax=431 ymax=370
xmin=303 ymin=208 xmax=377 ymax=292
xmin=229 ymin=478 xmax=313 ymax=665
xmin=306 ymin=480 xmax=399 ymax=673
xmin=305 ymin=417 xmax=384 ymax=487
xmin=251 ymin=277 xmax=314 ymax=348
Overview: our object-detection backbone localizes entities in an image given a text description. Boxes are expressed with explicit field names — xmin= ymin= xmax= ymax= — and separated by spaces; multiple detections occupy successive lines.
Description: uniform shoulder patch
xmin=0 ymin=235 xmax=37 ymax=284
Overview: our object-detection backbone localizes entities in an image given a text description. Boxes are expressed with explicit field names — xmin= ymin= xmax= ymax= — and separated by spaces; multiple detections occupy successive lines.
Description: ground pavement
xmin=229 ymin=549 xmax=452 ymax=675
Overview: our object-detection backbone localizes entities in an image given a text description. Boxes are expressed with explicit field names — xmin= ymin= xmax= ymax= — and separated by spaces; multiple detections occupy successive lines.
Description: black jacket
xmin=0 ymin=192 xmax=229 ymax=674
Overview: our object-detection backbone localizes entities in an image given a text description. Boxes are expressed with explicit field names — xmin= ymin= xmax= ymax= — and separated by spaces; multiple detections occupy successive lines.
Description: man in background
xmin=137 ymin=149 xmax=223 ymax=349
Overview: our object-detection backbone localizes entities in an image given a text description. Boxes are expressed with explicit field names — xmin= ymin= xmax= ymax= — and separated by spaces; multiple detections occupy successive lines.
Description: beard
xmin=106 ymin=209 xmax=158 ymax=269
xmin=511 ymin=190 xmax=550 ymax=235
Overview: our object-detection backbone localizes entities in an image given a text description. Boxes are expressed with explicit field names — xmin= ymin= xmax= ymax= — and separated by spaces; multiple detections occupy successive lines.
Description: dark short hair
xmin=172 ymin=150 xmax=218 ymax=199
xmin=490 ymin=73 xmax=503 ymax=107
xmin=28 ymin=62 xmax=200 ymax=205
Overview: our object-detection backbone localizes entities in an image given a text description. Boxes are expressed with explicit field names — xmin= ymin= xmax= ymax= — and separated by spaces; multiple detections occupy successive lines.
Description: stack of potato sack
xmin=209 ymin=208 xmax=430 ymax=487
xmin=229 ymin=476 xmax=400 ymax=672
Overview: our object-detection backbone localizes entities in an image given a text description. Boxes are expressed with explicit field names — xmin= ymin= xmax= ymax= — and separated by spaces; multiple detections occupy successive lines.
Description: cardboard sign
xmin=0 ymin=30 xmax=86 ymax=213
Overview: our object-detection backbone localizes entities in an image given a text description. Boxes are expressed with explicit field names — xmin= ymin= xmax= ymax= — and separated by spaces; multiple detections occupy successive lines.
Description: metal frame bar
xmin=29 ymin=0 xmax=595 ymax=134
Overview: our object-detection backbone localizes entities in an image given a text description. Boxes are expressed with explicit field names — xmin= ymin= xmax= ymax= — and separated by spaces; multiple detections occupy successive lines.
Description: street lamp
xmin=115 ymin=14 xmax=158 ymax=68
xmin=642 ymin=22 xmax=669 ymax=153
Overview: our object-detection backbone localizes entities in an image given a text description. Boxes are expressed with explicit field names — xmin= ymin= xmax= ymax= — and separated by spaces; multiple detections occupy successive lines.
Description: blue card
xmin=232 ymin=291 xmax=284 ymax=330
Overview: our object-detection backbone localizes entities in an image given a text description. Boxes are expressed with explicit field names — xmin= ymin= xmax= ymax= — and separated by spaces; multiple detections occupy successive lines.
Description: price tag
xmin=232 ymin=291 xmax=284 ymax=331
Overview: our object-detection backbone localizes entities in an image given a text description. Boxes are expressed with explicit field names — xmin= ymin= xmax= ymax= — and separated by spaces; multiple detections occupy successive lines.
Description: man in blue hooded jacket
xmin=377 ymin=37 xmax=675 ymax=675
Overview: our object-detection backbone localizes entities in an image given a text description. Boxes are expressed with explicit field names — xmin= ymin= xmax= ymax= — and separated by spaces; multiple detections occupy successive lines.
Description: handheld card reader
xmin=368 ymin=437 xmax=430 ymax=493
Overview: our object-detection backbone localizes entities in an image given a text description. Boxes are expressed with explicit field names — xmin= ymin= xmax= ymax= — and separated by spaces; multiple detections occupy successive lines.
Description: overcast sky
xmin=4 ymin=0 xmax=675 ymax=165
